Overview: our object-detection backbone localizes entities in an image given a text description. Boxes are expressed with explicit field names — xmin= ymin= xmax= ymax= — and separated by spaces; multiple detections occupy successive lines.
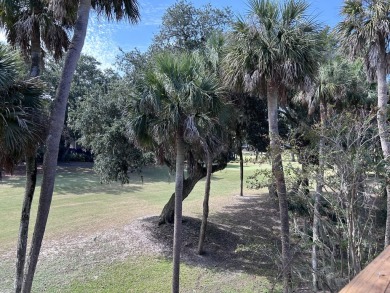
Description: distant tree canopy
xmin=152 ymin=0 xmax=233 ymax=51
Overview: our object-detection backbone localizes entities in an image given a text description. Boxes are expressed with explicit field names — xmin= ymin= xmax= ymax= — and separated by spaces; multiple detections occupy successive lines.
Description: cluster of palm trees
xmin=1 ymin=0 xmax=389 ymax=292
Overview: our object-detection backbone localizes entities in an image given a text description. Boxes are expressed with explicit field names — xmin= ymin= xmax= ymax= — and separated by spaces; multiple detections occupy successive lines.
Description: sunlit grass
xmin=57 ymin=256 xmax=277 ymax=293
xmin=0 ymin=160 xmax=285 ymax=293
xmin=0 ymin=162 xmax=264 ymax=252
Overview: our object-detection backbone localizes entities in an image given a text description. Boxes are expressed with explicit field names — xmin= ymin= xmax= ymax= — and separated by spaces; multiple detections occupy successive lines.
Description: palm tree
xmin=223 ymin=0 xmax=322 ymax=291
xmin=0 ymin=44 xmax=45 ymax=293
xmin=134 ymin=51 xmax=223 ymax=293
xmin=20 ymin=1 xmax=139 ymax=292
xmin=0 ymin=44 xmax=44 ymax=169
xmin=0 ymin=0 xmax=75 ymax=77
xmin=337 ymin=0 xmax=390 ymax=247
xmin=0 ymin=3 xmax=75 ymax=291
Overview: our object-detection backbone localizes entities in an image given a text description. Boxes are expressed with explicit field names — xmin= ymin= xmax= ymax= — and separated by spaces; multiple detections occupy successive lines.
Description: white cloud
xmin=82 ymin=14 xmax=121 ymax=70
xmin=139 ymin=1 xmax=168 ymax=26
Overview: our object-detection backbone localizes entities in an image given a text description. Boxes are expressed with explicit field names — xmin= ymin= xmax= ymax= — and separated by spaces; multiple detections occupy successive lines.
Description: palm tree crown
xmin=224 ymin=0 xmax=321 ymax=93
xmin=134 ymin=51 xmax=223 ymax=149
xmin=0 ymin=44 xmax=44 ymax=171
xmin=337 ymin=0 xmax=390 ymax=76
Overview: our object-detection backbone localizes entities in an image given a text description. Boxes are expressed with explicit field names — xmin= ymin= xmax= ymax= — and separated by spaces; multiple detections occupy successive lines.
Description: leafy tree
xmin=21 ymin=1 xmax=140 ymax=292
xmin=69 ymin=79 xmax=146 ymax=184
xmin=337 ymin=0 xmax=390 ymax=247
xmin=297 ymin=53 xmax=372 ymax=291
xmin=133 ymin=51 xmax=223 ymax=293
xmin=42 ymin=54 xmax=114 ymax=161
xmin=223 ymin=0 xmax=322 ymax=291
xmin=152 ymin=0 xmax=232 ymax=52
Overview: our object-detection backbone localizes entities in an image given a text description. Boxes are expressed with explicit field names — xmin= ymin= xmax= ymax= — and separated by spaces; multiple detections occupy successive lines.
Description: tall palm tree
xmin=337 ymin=0 xmax=390 ymax=247
xmin=0 ymin=44 xmax=45 ymax=293
xmin=0 ymin=3 xmax=75 ymax=291
xmin=133 ymin=51 xmax=223 ymax=293
xmin=223 ymin=0 xmax=322 ymax=291
xmin=20 ymin=1 xmax=139 ymax=292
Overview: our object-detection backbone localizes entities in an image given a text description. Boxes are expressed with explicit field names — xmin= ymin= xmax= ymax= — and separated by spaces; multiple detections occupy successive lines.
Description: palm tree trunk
xmin=197 ymin=151 xmax=212 ymax=255
xmin=239 ymin=141 xmax=244 ymax=196
xmin=172 ymin=127 xmax=185 ymax=293
xmin=16 ymin=21 xmax=41 ymax=293
xmin=267 ymin=81 xmax=290 ymax=292
xmin=312 ymin=99 xmax=326 ymax=291
xmin=159 ymin=159 xmax=227 ymax=225
xmin=21 ymin=2 xmax=91 ymax=292
xmin=30 ymin=22 xmax=41 ymax=77
xmin=15 ymin=155 xmax=37 ymax=293
xmin=376 ymin=35 xmax=390 ymax=247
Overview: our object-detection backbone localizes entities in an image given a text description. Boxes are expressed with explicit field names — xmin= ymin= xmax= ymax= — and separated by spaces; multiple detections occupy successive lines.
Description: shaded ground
xmin=142 ymin=195 xmax=280 ymax=277
xmin=0 ymin=193 xmax=282 ymax=292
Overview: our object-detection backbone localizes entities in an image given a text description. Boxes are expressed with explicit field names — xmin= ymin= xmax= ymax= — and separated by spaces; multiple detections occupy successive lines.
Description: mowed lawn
xmin=0 ymin=160 xmax=277 ymax=292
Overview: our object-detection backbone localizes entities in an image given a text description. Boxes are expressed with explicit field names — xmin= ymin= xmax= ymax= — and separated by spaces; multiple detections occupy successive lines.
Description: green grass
xmin=56 ymin=256 xmax=276 ymax=293
xmin=0 ymin=161 xmax=281 ymax=293
xmin=0 ymin=163 xmax=263 ymax=252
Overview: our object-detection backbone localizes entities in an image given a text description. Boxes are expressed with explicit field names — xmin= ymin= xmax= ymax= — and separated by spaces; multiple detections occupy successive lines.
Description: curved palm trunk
xmin=172 ymin=128 xmax=185 ymax=293
xmin=376 ymin=35 xmax=390 ymax=247
xmin=15 ymin=155 xmax=37 ymax=293
xmin=267 ymin=81 xmax=290 ymax=293
xmin=197 ymin=151 xmax=212 ymax=255
xmin=21 ymin=2 xmax=91 ymax=292
xmin=159 ymin=159 xmax=227 ymax=225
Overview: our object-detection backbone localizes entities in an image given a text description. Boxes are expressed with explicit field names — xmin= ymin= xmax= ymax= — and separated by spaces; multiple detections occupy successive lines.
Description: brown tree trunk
xmin=376 ymin=35 xmax=390 ymax=247
xmin=239 ymin=141 xmax=244 ymax=196
xmin=159 ymin=159 xmax=227 ymax=225
xmin=267 ymin=81 xmax=290 ymax=293
xmin=172 ymin=128 xmax=185 ymax=293
xmin=15 ymin=155 xmax=37 ymax=293
xmin=21 ymin=2 xmax=91 ymax=292
xmin=197 ymin=151 xmax=212 ymax=255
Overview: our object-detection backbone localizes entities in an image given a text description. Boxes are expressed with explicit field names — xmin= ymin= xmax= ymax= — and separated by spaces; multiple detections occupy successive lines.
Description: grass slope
xmin=0 ymin=159 xmax=279 ymax=292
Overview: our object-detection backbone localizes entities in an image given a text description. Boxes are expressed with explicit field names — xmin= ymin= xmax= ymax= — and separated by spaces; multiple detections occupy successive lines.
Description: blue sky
xmin=84 ymin=0 xmax=344 ymax=69
xmin=0 ymin=0 xmax=344 ymax=69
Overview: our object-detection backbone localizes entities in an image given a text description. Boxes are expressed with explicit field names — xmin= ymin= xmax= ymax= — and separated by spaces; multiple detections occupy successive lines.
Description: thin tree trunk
xmin=15 ymin=21 xmax=41 ymax=292
xmin=312 ymin=99 xmax=326 ymax=292
xmin=312 ymin=146 xmax=322 ymax=291
xmin=21 ymin=2 xmax=91 ymax=292
xmin=15 ymin=155 xmax=37 ymax=293
xmin=376 ymin=35 xmax=390 ymax=247
xmin=267 ymin=81 xmax=290 ymax=293
xmin=239 ymin=141 xmax=244 ymax=196
xmin=198 ymin=151 xmax=212 ymax=255
xmin=172 ymin=128 xmax=185 ymax=293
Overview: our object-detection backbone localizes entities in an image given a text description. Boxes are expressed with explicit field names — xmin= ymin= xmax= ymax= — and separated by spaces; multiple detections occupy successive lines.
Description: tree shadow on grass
xmin=0 ymin=163 xmax=171 ymax=195
xmin=139 ymin=194 xmax=282 ymax=284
